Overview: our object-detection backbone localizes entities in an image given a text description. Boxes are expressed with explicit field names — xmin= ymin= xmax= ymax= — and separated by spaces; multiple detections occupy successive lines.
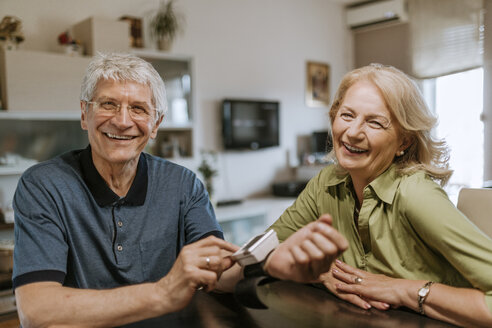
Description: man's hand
xmin=263 ymin=214 xmax=348 ymax=283
xmin=156 ymin=236 xmax=239 ymax=312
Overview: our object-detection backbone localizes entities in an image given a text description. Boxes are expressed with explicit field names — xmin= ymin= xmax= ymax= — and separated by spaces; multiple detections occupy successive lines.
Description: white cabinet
xmin=0 ymin=49 xmax=91 ymax=112
xmin=132 ymin=49 xmax=194 ymax=158
xmin=0 ymin=165 xmax=34 ymax=224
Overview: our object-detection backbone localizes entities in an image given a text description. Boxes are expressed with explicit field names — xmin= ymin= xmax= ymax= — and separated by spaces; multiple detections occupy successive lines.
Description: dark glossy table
xmin=124 ymin=280 xmax=457 ymax=328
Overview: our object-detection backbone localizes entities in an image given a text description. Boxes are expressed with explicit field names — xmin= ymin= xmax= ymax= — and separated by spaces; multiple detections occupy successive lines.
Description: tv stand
xmin=216 ymin=199 xmax=243 ymax=207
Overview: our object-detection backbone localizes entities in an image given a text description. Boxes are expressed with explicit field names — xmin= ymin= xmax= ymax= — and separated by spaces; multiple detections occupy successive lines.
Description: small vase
xmin=0 ymin=38 xmax=18 ymax=51
xmin=62 ymin=43 xmax=83 ymax=57
xmin=157 ymin=38 xmax=172 ymax=51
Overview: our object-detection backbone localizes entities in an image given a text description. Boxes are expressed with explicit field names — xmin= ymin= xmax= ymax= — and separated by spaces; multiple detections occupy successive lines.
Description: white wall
xmin=484 ymin=0 xmax=492 ymax=182
xmin=0 ymin=0 xmax=352 ymax=199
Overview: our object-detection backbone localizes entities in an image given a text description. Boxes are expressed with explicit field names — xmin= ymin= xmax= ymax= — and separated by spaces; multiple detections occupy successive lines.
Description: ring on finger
xmin=354 ymin=276 xmax=363 ymax=284
xmin=205 ymin=256 xmax=211 ymax=268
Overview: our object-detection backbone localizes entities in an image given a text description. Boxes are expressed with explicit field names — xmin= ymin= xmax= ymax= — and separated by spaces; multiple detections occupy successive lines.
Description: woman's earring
xmin=397 ymin=150 xmax=405 ymax=156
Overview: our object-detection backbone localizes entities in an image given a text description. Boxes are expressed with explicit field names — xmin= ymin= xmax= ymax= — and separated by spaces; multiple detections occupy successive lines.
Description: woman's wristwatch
xmin=417 ymin=281 xmax=435 ymax=315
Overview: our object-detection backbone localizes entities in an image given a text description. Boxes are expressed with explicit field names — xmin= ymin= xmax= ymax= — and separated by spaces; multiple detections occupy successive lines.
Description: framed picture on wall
xmin=305 ymin=61 xmax=330 ymax=108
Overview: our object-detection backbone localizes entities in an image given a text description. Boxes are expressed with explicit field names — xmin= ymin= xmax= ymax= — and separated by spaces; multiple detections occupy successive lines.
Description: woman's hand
xmin=319 ymin=267 xmax=390 ymax=311
xmin=264 ymin=214 xmax=348 ymax=283
xmin=331 ymin=260 xmax=409 ymax=310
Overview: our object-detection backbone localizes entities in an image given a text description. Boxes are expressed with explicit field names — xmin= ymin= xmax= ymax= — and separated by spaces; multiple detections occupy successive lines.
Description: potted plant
xmin=149 ymin=0 xmax=182 ymax=51
xmin=197 ymin=151 xmax=218 ymax=201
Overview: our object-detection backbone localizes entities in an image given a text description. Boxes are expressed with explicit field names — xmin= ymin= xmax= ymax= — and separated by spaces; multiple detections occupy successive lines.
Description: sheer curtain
xmin=409 ymin=0 xmax=484 ymax=79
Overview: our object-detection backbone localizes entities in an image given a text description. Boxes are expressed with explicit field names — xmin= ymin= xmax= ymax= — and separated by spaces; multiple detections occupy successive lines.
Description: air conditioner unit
xmin=346 ymin=0 xmax=408 ymax=30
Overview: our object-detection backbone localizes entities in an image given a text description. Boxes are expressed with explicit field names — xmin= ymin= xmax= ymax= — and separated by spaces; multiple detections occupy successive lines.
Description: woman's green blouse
xmin=270 ymin=164 xmax=492 ymax=313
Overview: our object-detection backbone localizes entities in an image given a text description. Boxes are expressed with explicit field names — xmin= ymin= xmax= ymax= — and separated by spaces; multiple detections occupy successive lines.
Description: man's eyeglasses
xmin=86 ymin=100 xmax=156 ymax=122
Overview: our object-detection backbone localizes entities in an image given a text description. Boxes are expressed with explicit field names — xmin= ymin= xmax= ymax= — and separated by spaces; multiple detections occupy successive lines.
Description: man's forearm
xmin=16 ymin=281 xmax=170 ymax=328
xmin=16 ymin=236 xmax=239 ymax=327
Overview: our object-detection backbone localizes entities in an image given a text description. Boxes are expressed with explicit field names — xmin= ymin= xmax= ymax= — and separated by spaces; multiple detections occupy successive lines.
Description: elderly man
xmin=13 ymin=53 xmax=347 ymax=327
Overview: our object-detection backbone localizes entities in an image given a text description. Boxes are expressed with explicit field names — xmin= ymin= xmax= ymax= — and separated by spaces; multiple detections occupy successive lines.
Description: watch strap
xmin=417 ymin=281 xmax=434 ymax=315
xmin=243 ymin=260 xmax=267 ymax=277
xmin=243 ymin=249 xmax=275 ymax=278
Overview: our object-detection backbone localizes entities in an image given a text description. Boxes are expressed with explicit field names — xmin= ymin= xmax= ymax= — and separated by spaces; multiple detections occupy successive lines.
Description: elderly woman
xmin=268 ymin=64 xmax=492 ymax=327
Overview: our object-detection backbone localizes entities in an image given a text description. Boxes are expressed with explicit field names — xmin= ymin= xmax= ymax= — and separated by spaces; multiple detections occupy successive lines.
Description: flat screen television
xmin=222 ymin=99 xmax=279 ymax=150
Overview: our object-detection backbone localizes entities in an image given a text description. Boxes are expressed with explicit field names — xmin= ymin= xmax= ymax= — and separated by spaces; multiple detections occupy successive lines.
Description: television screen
xmin=311 ymin=130 xmax=332 ymax=153
xmin=222 ymin=99 xmax=279 ymax=150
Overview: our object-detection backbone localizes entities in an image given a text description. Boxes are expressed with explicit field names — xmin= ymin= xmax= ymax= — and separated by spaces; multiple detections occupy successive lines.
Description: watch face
xmin=418 ymin=287 xmax=429 ymax=297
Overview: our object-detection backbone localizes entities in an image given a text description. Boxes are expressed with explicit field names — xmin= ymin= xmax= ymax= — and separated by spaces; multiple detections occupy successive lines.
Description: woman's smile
xmin=343 ymin=142 xmax=367 ymax=154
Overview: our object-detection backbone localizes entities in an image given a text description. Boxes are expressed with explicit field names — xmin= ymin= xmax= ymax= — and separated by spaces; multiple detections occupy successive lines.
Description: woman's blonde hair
xmin=328 ymin=64 xmax=452 ymax=186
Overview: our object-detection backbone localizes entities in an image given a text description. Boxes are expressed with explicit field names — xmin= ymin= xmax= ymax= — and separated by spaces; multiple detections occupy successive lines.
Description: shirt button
xmin=117 ymin=221 xmax=123 ymax=227
xmin=117 ymin=244 xmax=123 ymax=251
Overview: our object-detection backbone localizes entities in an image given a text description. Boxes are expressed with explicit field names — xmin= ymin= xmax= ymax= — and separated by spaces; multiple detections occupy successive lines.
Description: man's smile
xmin=104 ymin=132 xmax=136 ymax=140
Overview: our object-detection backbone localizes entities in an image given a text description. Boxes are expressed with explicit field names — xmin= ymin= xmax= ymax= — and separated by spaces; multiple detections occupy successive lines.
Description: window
xmin=423 ymin=68 xmax=484 ymax=203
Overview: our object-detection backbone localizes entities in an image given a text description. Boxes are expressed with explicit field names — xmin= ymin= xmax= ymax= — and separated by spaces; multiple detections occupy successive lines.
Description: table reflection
xmin=122 ymin=280 xmax=457 ymax=328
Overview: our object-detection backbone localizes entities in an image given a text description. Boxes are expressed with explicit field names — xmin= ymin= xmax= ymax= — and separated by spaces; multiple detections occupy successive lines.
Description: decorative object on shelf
xmin=149 ymin=0 xmax=183 ymax=51
xmin=57 ymin=31 xmax=83 ymax=57
xmin=158 ymin=135 xmax=185 ymax=158
xmin=119 ymin=16 xmax=144 ymax=48
xmin=0 ymin=16 xmax=24 ymax=50
xmin=197 ymin=150 xmax=218 ymax=201
xmin=305 ymin=61 xmax=330 ymax=108
xmin=171 ymin=97 xmax=189 ymax=124
xmin=71 ymin=17 xmax=130 ymax=56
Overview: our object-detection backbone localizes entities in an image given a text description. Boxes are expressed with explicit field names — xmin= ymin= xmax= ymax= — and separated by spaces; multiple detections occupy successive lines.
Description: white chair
xmin=457 ymin=188 xmax=492 ymax=238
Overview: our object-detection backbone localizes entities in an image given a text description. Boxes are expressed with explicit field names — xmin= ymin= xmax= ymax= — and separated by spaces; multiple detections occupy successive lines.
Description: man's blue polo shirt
xmin=12 ymin=146 xmax=223 ymax=290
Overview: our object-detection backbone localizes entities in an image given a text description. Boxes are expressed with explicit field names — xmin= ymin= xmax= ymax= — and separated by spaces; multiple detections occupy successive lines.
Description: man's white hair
xmin=80 ymin=52 xmax=167 ymax=119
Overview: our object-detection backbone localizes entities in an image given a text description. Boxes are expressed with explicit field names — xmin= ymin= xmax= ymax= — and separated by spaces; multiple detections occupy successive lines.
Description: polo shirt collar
xmin=323 ymin=164 xmax=401 ymax=205
xmin=80 ymin=145 xmax=148 ymax=207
